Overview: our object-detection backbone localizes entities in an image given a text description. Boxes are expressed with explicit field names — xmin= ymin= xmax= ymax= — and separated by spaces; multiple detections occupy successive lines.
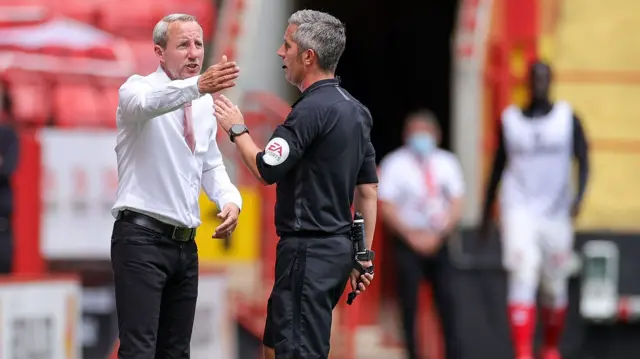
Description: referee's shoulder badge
xmin=263 ymin=137 xmax=290 ymax=166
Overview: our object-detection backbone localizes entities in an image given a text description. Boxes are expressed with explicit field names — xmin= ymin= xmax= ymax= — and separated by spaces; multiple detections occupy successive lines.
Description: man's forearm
xmin=379 ymin=201 xmax=412 ymax=240
xmin=234 ymin=133 xmax=267 ymax=185
xmin=442 ymin=197 xmax=463 ymax=236
xmin=118 ymin=76 xmax=201 ymax=124
xmin=354 ymin=183 xmax=378 ymax=249
xmin=201 ymin=168 xmax=243 ymax=211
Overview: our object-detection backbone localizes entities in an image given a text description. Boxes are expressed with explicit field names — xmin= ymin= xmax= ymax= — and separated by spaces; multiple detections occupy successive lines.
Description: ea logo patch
xmin=263 ymin=137 xmax=290 ymax=166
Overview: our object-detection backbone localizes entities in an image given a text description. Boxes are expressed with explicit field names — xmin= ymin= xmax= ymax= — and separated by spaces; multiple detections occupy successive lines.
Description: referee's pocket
xmin=274 ymin=251 xmax=298 ymax=290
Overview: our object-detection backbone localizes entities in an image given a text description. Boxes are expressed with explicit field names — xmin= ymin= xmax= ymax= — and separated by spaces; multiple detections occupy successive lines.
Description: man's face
xmin=155 ymin=21 xmax=204 ymax=80
xmin=403 ymin=117 xmax=439 ymax=157
xmin=530 ymin=63 xmax=552 ymax=101
xmin=404 ymin=118 xmax=438 ymax=143
xmin=277 ymin=24 xmax=306 ymax=86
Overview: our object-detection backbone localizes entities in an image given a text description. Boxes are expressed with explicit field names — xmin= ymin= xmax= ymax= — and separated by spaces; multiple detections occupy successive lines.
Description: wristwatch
xmin=356 ymin=248 xmax=375 ymax=262
xmin=229 ymin=124 xmax=249 ymax=142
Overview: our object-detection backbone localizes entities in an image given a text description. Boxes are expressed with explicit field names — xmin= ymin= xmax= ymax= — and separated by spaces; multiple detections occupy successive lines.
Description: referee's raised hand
xmin=197 ymin=55 xmax=240 ymax=94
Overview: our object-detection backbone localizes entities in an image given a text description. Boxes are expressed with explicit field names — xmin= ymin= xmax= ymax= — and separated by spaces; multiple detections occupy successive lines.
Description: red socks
xmin=508 ymin=304 xmax=566 ymax=359
xmin=508 ymin=304 xmax=536 ymax=358
xmin=542 ymin=306 xmax=567 ymax=349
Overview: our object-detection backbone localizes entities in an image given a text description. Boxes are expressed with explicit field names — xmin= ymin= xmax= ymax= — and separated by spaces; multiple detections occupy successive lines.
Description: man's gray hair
xmin=287 ymin=10 xmax=346 ymax=72
xmin=153 ymin=14 xmax=198 ymax=48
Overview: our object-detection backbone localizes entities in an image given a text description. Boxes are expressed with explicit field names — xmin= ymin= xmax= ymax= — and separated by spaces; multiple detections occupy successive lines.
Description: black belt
xmin=117 ymin=210 xmax=195 ymax=242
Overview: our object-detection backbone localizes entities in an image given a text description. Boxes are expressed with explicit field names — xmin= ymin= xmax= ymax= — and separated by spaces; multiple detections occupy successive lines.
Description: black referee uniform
xmin=0 ymin=121 xmax=18 ymax=274
xmin=257 ymin=78 xmax=378 ymax=359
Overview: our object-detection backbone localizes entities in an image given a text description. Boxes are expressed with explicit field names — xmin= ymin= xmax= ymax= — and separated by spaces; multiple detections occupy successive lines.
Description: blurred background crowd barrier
xmin=1 ymin=0 xmax=640 ymax=358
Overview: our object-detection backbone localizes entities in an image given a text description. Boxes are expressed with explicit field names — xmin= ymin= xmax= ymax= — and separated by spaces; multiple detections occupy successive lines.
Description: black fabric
xmin=0 ymin=216 xmax=12 ymax=274
xmin=255 ymin=78 xmax=378 ymax=237
xmin=262 ymin=235 xmax=353 ymax=359
xmin=571 ymin=115 xmax=589 ymax=205
xmin=394 ymin=238 xmax=459 ymax=359
xmin=111 ymin=220 xmax=199 ymax=359
xmin=0 ymin=124 xmax=18 ymax=216
xmin=117 ymin=210 xmax=196 ymax=241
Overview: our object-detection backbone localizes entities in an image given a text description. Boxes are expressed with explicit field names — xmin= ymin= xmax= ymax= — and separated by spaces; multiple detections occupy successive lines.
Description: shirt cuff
xmin=182 ymin=75 xmax=202 ymax=101
xmin=218 ymin=193 xmax=243 ymax=212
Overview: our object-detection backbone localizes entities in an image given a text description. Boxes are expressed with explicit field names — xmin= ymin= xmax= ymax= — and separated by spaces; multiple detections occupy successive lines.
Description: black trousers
xmin=395 ymin=238 xmax=458 ymax=359
xmin=0 ymin=215 xmax=12 ymax=274
xmin=263 ymin=235 xmax=354 ymax=359
xmin=111 ymin=219 xmax=199 ymax=359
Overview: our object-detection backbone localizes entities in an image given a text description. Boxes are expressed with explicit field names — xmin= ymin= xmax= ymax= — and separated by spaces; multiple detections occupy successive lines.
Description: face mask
xmin=408 ymin=133 xmax=436 ymax=157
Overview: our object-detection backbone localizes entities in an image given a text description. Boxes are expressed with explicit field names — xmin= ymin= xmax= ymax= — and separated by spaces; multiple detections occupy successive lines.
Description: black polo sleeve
xmin=0 ymin=126 xmax=19 ymax=177
xmin=356 ymin=141 xmax=378 ymax=184
xmin=256 ymin=108 xmax=319 ymax=185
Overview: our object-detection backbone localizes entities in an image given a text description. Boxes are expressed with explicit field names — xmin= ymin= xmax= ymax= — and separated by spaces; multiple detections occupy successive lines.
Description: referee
xmin=214 ymin=10 xmax=378 ymax=359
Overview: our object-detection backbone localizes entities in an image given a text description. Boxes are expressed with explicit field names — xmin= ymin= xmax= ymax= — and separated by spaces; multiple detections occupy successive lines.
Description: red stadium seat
xmin=95 ymin=82 xmax=120 ymax=129
xmin=126 ymin=40 xmax=158 ymax=75
xmin=49 ymin=0 xmax=101 ymax=26
xmin=52 ymin=83 xmax=101 ymax=128
xmin=161 ymin=0 xmax=216 ymax=40
xmin=96 ymin=0 xmax=163 ymax=40
xmin=6 ymin=82 xmax=51 ymax=126
xmin=0 ymin=0 xmax=50 ymax=28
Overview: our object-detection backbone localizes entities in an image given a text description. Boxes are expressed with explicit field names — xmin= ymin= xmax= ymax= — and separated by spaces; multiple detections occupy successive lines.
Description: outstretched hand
xmin=197 ymin=55 xmax=240 ymax=94
xmin=212 ymin=203 xmax=240 ymax=239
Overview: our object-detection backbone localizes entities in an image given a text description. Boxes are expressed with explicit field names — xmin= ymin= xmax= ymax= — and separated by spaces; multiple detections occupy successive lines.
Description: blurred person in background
xmin=214 ymin=9 xmax=377 ymax=359
xmin=111 ymin=13 xmax=242 ymax=359
xmin=480 ymin=60 xmax=590 ymax=359
xmin=0 ymin=86 xmax=18 ymax=274
xmin=378 ymin=109 xmax=464 ymax=359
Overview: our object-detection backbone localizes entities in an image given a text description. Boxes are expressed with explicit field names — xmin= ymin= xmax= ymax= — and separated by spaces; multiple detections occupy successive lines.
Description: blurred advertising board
xmin=0 ymin=276 xmax=82 ymax=359
xmin=38 ymin=128 xmax=259 ymax=263
xmin=191 ymin=271 xmax=237 ymax=359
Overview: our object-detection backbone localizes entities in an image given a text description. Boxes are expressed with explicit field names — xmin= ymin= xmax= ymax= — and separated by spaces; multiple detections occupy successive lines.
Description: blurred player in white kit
xmin=480 ymin=61 xmax=590 ymax=359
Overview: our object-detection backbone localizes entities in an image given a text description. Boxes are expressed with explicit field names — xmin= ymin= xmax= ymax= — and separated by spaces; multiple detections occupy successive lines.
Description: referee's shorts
xmin=263 ymin=234 xmax=353 ymax=359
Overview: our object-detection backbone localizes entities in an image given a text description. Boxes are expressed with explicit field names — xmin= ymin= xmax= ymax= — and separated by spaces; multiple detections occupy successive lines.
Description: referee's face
xmin=277 ymin=24 xmax=304 ymax=86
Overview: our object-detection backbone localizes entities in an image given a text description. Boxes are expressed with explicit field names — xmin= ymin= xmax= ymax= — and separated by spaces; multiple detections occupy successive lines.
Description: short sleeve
xmin=445 ymin=154 xmax=465 ymax=198
xmin=256 ymin=108 xmax=318 ymax=185
xmin=356 ymin=141 xmax=378 ymax=184
xmin=377 ymin=154 xmax=403 ymax=204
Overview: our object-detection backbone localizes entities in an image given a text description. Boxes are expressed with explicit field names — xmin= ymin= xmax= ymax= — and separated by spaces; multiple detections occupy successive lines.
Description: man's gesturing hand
xmin=197 ymin=55 xmax=240 ymax=94
xmin=212 ymin=203 xmax=240 ymax=239
xmin=214 ymin=94 xmax=244 ymax=134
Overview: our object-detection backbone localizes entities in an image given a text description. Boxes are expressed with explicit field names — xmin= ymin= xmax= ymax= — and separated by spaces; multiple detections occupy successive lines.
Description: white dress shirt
xmin=111 ymin=66 xmax=242 ymax=228
xmin=378 ymin=147 xmax=464 ymax=231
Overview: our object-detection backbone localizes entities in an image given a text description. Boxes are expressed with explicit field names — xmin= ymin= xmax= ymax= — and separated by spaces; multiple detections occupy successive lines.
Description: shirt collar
xmin=292 ymin=78 xmax=340 ymax=108
xmin=155 ymin=66 xmax=171 ymax=83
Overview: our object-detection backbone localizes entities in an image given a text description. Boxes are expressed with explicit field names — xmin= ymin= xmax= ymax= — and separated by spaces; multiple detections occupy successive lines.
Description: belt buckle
xmin=172 ymin=227 xmax=193 ymax=242
xmin=172 ymin=227 xmax=185 ymax=242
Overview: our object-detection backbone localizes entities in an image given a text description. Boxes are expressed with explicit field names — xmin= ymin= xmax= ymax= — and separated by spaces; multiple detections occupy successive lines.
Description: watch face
xmin=232 ymin=125 xmax=248 ymax=135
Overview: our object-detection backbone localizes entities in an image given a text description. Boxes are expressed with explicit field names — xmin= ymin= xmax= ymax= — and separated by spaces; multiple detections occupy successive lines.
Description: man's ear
xmin=154 ymin=45 xmax=164 ymax=61
xmin=303 ymin=49 xmax=315 ymax=66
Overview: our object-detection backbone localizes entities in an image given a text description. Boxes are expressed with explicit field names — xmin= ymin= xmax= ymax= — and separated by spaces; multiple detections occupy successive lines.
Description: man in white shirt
xmin=110 ymin=14 xmax=243 ymax=359
xmin=378 ymin=109 xmax=464 ymax=359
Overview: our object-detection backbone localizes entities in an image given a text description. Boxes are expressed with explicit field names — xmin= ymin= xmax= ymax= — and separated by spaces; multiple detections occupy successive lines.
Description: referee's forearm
xmin=234 ymin=134 xmax=267 ymax=185
xmin=355 ymin=183 xmax=378 ymax=249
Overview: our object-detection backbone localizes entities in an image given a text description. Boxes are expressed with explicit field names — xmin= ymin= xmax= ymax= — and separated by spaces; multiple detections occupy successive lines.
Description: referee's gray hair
xmin=153 ymin=14 xmax=199 ymax=48
xmin=287 ymin=10 xmax=346 ymax=72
